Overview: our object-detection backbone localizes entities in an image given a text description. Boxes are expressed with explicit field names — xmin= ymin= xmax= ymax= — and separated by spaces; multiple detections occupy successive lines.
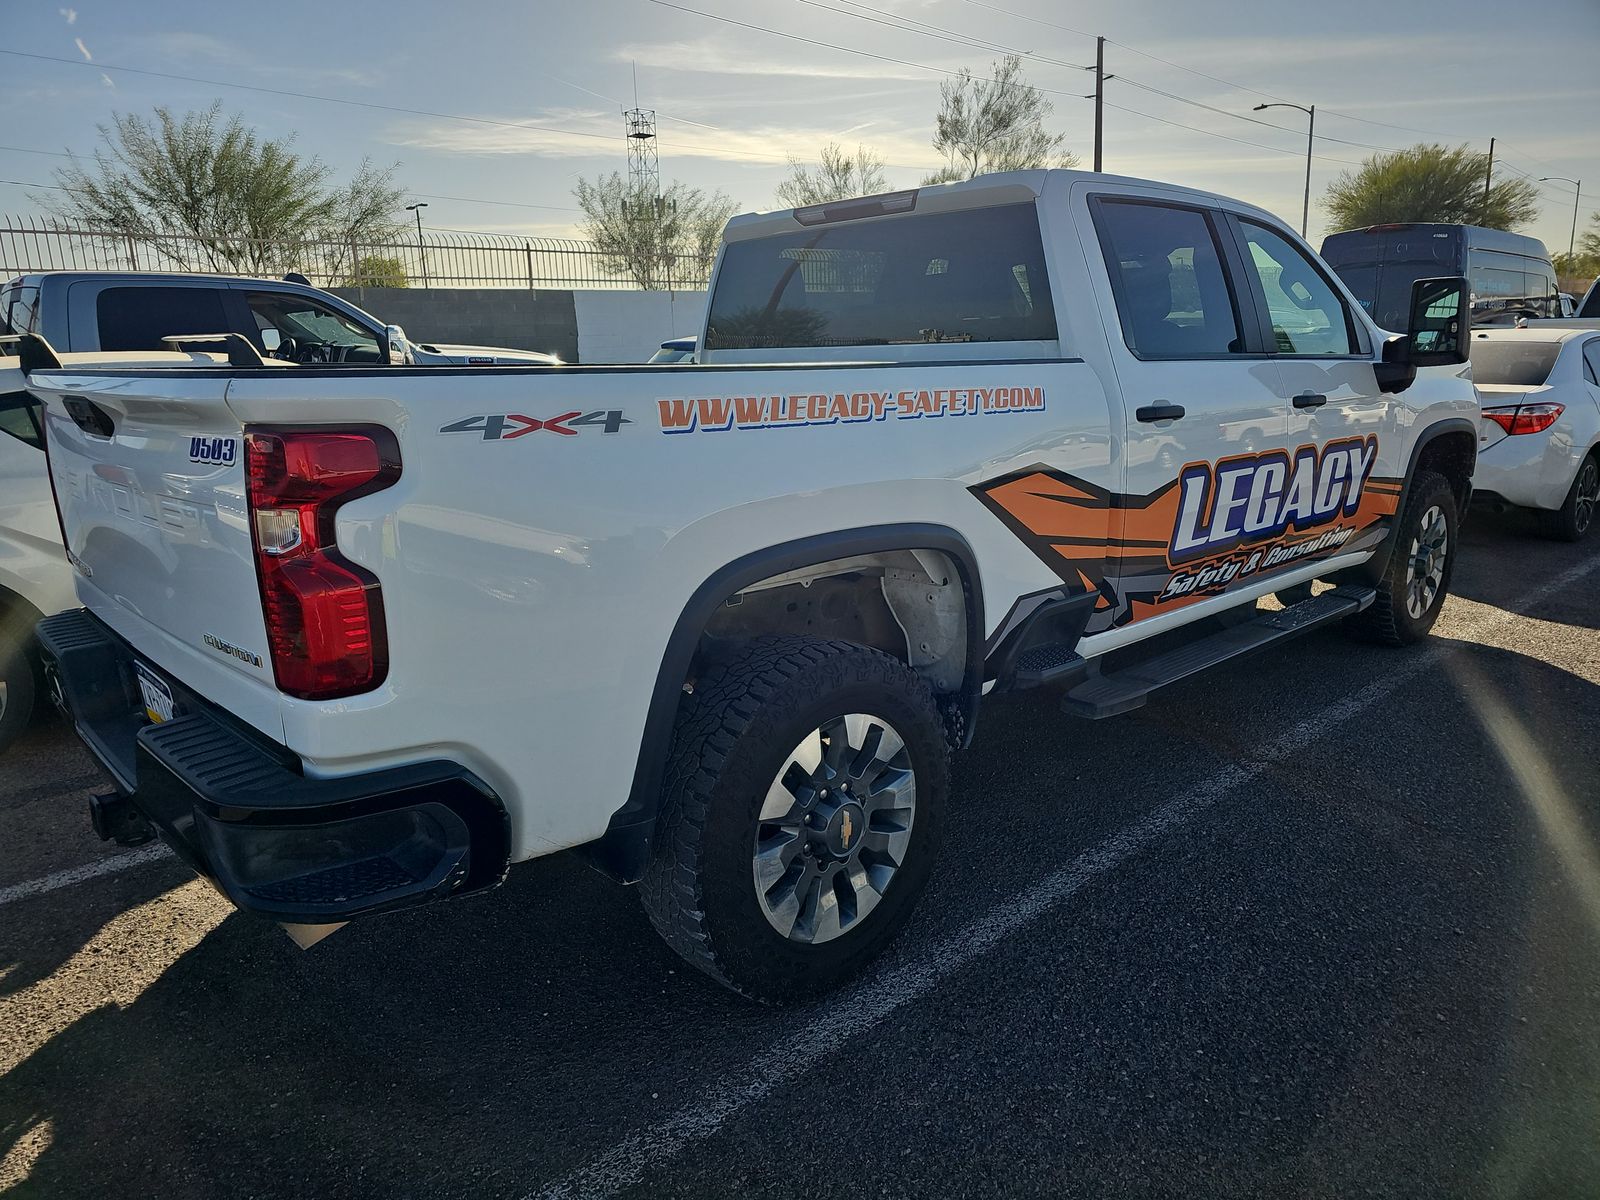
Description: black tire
xmin=0 ymin=628 xmax=37 ymax=755
xmin=640 ymin=635 xmax=949 ymax=1003
xmin=1537 ymin=453 xmax=1599 ymax=543
xmin=1347 ymin=468 xmax=1457 ymax=646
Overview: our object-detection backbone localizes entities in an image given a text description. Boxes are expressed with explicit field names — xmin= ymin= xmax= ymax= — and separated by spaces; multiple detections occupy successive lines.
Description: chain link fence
xmin=0 ymin=215 xmax=713 ymax=291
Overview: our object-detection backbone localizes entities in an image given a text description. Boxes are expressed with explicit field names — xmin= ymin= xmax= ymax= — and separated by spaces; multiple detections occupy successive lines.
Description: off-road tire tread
xmin=639 ymin=634 xmax=943 ymax=1002
xmin=1347 ymin=468 xmax=1455 ymax=646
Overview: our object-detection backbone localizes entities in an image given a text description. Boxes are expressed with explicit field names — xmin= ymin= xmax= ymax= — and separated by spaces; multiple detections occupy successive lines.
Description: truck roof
xmin=6 ymin=269 xmax=324 ymax=289
xmin=722 ymin=168 xmax=1287 ymax=244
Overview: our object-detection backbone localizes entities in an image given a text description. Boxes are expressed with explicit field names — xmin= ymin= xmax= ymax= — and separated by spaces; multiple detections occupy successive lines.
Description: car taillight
xmin=1481 ymin=403 xmax=1564 ymax=436
xmin=244 ymin=426 xmax=400 ymax=700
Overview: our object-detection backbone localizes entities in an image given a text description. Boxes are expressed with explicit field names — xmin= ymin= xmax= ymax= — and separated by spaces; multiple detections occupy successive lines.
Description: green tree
xmin=1323 ymin=143 xmax=1540 ymax=232
xmin=342 ymin=255 xmax=409 ymax=288
xmin=1554 ymin=212 xmax=1600 ymax=295
xmin=925 ymin=54 xmax=1078 ymax=185
xmin=776 ymin=143 xmax=888 ymax=207
xmin=43 ymin=103 xmax=404 ymax=277
xmin=574 ymin=172 xmax=736 ymax=289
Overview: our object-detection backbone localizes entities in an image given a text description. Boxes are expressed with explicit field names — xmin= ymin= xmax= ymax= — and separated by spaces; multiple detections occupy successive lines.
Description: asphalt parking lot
xmin=2 ymin=507 xmax=1598 ymax=1200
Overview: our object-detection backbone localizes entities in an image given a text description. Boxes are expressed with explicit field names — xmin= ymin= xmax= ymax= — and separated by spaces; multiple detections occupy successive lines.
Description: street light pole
xmin=405 ymin=202 xmax=429 ymax=287
xmin=1254 ymin=101 xmax=1314 ymax=239
xmin=1538 ymin=177 xmax=1582 ymax=262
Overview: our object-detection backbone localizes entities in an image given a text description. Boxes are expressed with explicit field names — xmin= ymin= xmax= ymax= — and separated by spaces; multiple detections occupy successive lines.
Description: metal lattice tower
xmin=624 ymin=108 xmax=659 ymax=201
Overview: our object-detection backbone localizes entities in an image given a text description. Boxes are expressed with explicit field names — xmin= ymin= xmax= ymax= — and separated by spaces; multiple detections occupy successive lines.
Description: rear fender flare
xmin=581 ymin=523 xmax=985 ymax=883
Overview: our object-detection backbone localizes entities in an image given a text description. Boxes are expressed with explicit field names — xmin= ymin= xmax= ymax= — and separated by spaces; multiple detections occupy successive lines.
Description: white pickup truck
xmin=25 ymin=171 xmax=1479 ymax=1001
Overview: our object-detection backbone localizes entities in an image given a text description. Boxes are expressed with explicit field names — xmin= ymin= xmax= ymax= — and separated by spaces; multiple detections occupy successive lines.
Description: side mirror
xmin=1406 ymin=275 xmax=1470 ymax=367
xmin=383 ymin=324 xmax=414 ymax=366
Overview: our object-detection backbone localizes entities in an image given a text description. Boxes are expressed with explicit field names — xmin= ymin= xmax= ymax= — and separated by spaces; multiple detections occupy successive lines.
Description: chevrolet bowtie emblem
xmin=840 ymin=810 xmax=854 ymax=849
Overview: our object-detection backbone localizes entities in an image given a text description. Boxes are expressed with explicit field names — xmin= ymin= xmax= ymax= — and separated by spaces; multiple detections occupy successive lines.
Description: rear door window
xmin=1582 ymin=340 xmax=1600 ymax=386
xmin=95 ymin=286 xmax=232 ymax=351
xmin=1093 ymin=200 xmax=1244 ymax=359
xmin=1237 ymin=221 xmax=1357 ymax=355
xmin=704 ymin=203 xmax=1056 ymax=350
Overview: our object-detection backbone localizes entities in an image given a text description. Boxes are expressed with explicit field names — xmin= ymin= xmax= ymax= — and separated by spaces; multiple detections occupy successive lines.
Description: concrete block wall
xmin=571 ymin=290 xmax=707 ymax=364
xmin=328 ymin=286 xmax=707 ymax=364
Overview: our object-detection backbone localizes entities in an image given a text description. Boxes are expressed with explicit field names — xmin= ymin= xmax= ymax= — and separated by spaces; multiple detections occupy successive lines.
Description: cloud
xmin=614 ymin=35 xmax=945 ymax=82
xmin=101 ymin=72 xmax=115 ymax=89
xmin=387 ymin=110 xmax=941 ymax=172
xmin=127 ymin=30 xmax=383 ymax=87
xmin=59 ymin=6 xmax=76 ymax=23
xmin=73 ymin=36 xmax=91 ymax=61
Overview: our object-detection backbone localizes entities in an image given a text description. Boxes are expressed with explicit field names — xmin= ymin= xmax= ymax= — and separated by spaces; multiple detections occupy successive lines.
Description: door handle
xmin=1135 ymin=401 xmax=1186 ymax=423
xmin=1292 ymin=391 xmax=1328 ymax=409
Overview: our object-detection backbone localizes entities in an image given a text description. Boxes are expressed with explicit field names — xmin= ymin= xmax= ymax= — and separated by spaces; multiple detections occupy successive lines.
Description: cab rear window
xmin=1470 ymin=340 xmax=1560 ymax=386
xmin=704 ymin=204 xmax=1056 ymax=351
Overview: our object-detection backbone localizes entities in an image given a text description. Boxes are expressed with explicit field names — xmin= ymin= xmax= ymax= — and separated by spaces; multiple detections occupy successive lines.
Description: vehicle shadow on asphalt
xmin=5 ymin=624 xmax=1600 ymax=1200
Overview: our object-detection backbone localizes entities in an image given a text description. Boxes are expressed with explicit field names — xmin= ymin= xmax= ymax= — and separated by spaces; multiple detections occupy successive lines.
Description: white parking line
xmin=0 ymin=843 xmax=172 ymax=909
xmin=529 ymin=552 xmax=1600 ymax=1200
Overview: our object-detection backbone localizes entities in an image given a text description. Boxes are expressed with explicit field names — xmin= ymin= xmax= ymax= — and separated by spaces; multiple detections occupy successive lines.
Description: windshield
xmin=1470 ymin=339 xmax=1561 ymax=386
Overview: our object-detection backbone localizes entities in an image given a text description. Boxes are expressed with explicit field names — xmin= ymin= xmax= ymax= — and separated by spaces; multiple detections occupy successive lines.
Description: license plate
xmin=135 ymin=662 xmax=177 ymax=724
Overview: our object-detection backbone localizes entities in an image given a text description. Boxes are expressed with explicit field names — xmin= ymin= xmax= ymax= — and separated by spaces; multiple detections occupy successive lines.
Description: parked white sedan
xmin=1470 ymin=325 xmax=1600 ymax=540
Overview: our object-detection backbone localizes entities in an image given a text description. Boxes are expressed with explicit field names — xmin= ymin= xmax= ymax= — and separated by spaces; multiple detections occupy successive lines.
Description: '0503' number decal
xmin=440 ymin=411 xmax=631 ymax=440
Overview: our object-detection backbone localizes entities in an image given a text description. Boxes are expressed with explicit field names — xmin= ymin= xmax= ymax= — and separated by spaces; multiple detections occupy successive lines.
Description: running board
xmin=1061 ymin=586 xmax=1377 ymax=719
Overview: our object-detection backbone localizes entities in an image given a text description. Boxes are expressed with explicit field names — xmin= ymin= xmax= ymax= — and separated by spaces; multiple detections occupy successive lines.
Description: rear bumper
xmin=37 ymin=608 xmax=510 ymax=925
xmin=1472 ymin=431 xmax=1574 ymax=511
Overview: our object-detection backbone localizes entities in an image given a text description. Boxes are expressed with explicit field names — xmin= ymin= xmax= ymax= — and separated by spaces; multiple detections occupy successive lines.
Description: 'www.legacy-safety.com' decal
xmin=972 ymin=437 xmax=1402 ymax=633
xmin=657 ymin=385 xmax=1044 ymax=433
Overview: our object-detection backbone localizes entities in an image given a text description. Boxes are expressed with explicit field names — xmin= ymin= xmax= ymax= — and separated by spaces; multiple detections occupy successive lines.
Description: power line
xmin=789 ymin=0 xmax=1090 ymax=72
xmin=641 ymin=0 xmax=1093 ymax=103
xmin=1099 ymin=101 xmax=1362 ymax=168
xmin=0 ymin=145 xmax=72 ymax=159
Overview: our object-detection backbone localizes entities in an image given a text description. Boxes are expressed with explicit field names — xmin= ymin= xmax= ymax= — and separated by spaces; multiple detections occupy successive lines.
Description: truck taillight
xmin=1481 ymin=403 xmax=1564 ymax=436
xmin=244 ymin=427 xmax=400 ymax=700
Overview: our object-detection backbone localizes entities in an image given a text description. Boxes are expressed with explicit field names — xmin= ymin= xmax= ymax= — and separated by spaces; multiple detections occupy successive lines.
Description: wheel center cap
xmin=821 ymin=801 xmax=866 ymax=858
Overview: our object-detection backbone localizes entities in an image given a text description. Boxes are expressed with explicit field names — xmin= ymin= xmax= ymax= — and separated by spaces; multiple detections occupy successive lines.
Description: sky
xmin=3 ymin=0 xmax=1597 ymax=255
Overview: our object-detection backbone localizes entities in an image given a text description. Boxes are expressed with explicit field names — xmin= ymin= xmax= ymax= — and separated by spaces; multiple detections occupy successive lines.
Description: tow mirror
xmin=1406 ymin=275 xmax=1470 ymax=367
xmin=383 ymin=324 xmax=414 ymax=366
xmin=1374 ymin=275 xmax=1469 ymax=394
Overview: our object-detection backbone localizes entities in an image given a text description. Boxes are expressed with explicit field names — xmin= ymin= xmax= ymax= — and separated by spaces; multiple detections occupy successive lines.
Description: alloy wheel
xmin=1575 ymin=459 xmax=1599 ymax=535
xmin=1405 ymin=504 xmax=1449 ymax=619
xmin=753 ymin=713 xmax=917 ymax=945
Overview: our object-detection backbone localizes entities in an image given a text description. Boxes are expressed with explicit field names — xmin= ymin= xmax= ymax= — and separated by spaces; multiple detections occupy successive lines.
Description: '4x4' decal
xmin=440 ymin=411 xmax=631 ymax=440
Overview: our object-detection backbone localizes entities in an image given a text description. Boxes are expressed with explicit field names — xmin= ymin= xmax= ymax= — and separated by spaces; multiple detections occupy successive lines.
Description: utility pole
xmin=1539 ymin=176 xmax=1582 ymax=261
xmin=1093 ymin=36 xmax=1105 ymax=173
xmin=1482 ymin=138 xmax=1495 ymax=220
xmin=405 ymin=202 xmax=428 ymax=287
xmin=1254 ymin=102 xmax=1315 ymax=238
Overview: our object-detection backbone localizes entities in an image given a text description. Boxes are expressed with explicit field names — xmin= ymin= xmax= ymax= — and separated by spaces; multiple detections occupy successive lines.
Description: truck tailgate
xmin=31 ymin=371 xmax=278 ymax=716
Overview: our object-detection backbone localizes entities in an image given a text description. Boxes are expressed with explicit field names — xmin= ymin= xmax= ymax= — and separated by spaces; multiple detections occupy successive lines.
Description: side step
xmin=1061 ymin=586 xmax=1376 ymax=719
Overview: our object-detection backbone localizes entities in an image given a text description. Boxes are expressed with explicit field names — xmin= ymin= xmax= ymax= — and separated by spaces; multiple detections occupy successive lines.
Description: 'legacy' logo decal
xmin=1169 ymin=437 xmax=1378 ymax=564
xmin=971 ymin=439 xmax=1402 ymax=633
